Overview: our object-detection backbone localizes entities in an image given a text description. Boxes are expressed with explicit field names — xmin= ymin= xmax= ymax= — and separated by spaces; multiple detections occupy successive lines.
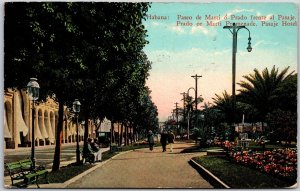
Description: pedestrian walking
xmin=168 ymin=130 xmax=175 ymax=152
xmin=147 ymin=130 xmax=155 ymax=151
xmin=160 ymin=129 xmax=168 ymax=152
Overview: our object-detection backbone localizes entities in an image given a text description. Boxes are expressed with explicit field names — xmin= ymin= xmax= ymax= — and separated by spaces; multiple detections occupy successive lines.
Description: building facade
xmin=4 ymin=88 xmax=97 ymax=149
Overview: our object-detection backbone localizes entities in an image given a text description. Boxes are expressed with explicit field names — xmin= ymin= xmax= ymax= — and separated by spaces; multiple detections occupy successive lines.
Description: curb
xmin=287 ymin=183 xmax=297 ymax=188
xmin=189 ymin=158 xmax=230 ymax=189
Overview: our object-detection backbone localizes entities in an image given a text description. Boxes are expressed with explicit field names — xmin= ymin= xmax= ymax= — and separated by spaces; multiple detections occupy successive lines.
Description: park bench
xmin=111 ymin=144 xmax=122 ymax=153
xmin=5 ymin=158 xmax=49 ymax=188
xmin=82 ymin=151 xmax=95 ymax=164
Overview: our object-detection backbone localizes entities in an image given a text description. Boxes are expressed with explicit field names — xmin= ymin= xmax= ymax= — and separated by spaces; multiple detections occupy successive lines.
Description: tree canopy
xmin=5 ymin=2 xmax=158 ymax=170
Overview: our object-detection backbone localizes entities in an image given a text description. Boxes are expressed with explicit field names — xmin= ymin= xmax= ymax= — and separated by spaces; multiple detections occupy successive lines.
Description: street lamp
xmin=73 ymin=99 xmax=81 ymax=164
xmin=223 ymin=22 xmax=252 ymax=134
xmin=27 ymin=77 xmax=40 ymax=168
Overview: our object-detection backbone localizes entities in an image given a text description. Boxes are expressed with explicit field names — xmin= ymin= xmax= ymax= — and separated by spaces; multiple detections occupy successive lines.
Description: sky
xmin=142 ymin=2 xmax=298 ymax=122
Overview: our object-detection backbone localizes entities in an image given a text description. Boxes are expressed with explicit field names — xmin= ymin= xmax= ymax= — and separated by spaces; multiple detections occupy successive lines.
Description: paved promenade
xmin=66 ymin=142 xmax=213 ymax=189
xmin=4 ymin=142 xmax=212 ymax=189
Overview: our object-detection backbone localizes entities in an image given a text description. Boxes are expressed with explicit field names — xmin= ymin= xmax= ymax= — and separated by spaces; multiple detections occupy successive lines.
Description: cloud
xmin=253 ymin=40 xmax=279 ymax=49
xmin=151 ymin=21 xmax=161 ymax=27
xmin=264 ymin=14 xmax=274 ymax=21
xmin=251 ymin=12 xmax=274 ymax=21
xmin=147 ymin=19 xmax=216 ymax=37
xmin=225 ymin=9 xmax=275 ymax=23
xmin=169 ymin=26 xmax=186 ymax=34
xmin=149 ymin=21 xmax=187 ymax=35
xmin=189 ymin=8 xmax=275 ymax=44
xmin=190 ymin=25 xmax=210 ymax=35
xmin=226 ymin=8 xmax=256 ymax=18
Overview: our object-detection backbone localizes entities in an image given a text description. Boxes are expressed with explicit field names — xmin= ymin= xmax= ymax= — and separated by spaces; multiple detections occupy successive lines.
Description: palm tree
xmin=213 ymin=91 xmax=233 ymax=124
xmin=237 ymin=66 xmax=294 ymax=131
xmin=275 ymin=73 xmax=297 ymax=112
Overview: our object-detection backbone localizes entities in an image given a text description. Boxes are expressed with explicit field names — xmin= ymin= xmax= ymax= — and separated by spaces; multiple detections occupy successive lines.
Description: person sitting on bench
xmin=87 ymin=138 xmax=102 ymax=162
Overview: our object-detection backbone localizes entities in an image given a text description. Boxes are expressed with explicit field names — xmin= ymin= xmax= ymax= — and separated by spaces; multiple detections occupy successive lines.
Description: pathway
xmin=67 ymin=142 xmax=213 ymax=188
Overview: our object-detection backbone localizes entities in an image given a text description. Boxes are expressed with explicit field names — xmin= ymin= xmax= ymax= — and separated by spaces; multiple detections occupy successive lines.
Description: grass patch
xmin=48 ymin=164 xmax=93 ymax=183
xmin=102 ymin=150 xmax=118 ymax=161
xmin=193 ymin=156 xmax=293 ymax=188
xmin=181 ymin=146 xmax=223 ymax=153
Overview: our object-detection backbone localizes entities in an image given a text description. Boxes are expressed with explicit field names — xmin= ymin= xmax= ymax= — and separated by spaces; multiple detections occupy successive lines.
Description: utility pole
xmin=180 ymin=92 xmax=186 ymax=137
xmin=180 ymin=92 xmax=186 ymax=122
xmin=191 ymin=74 xmax=202 ymax=129
xmin=175 ymin=102 xmax=179 ymax=135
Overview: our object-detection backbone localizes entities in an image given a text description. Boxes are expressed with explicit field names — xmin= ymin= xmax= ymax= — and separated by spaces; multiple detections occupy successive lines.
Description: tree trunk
xmin=83 ymin=109 xmax=90 ymax=157
xmin=52 ymin=100 xmax=64 ymax=172
xmin=120 ymin=122 xmax=124 ymax=146
xmin=125 ymin=124 xmax=128 ymax=146
xmin=118 ymin=123 xmax=121 ymax=146
xmin=112 ymin=121 xmax=115 ymax=143
xmin=128 ymin=123 xmax=132 ymax=145
xmin=110 ymin=116 xmax=114 ymax=152
xmin=132 ymin=126 xmax=136 ymax=143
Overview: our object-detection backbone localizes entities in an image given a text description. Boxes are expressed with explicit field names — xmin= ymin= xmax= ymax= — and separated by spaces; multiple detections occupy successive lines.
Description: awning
xmin=4 ymin=108 xmax=12 ymax=138
xmin=15 ymin=91 xmax=29 ymax=136
xmin=70 ymin=124 xmax=76 ymax=135
xmin=79 ymin=126 xmax=84 ymax=136
xmin=46 ymin=116 xmax=55 ymax=143
xmin=35 ymin=117 xmax=44 ymax=140
xmin=39 ymin=115 xmax=49 ymax=139
xmin=67 ymin=122 xmax=72 ymax=136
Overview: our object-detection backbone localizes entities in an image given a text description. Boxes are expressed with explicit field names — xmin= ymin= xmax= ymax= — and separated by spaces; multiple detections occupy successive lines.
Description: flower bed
xmin=228 ymin=148 xmax=297 ymax=182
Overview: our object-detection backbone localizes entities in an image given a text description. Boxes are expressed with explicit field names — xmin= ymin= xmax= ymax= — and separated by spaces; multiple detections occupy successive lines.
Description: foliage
xmin=275 ymin=74 xmax=297 ymax=112
xmin=4 ymin=2 xmax=158 ymax=170
xmin=266 ymin=109 xmax=297 ymax=143
xmin=237 ymin=66 xmax=295 ymax=124
xmin=201 ymin=102 xmax=222 ymax=129
xmin=212 ymin=67 xmax=296 ymax=142
xmin=212 ymin=91 xmax=233 ymax=124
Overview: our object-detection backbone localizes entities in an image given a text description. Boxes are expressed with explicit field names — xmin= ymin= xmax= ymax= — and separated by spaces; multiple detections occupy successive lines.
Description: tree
xmin=275 ymin=74 xmax=297 ymax=112
xmin=266 ymin=109 xmax=297 ymax=144
xmin=5 ymin=2 xmax=88 ymax=171
xmin=213 ymin=91 xmax=233 ymax=124
xmin=201 ymin=102 xmax=223 ymax=130
xmin=237 ymin=66 xmax=294 ymax=130
xmin=4 ymin=2 xmax=153 ymax=170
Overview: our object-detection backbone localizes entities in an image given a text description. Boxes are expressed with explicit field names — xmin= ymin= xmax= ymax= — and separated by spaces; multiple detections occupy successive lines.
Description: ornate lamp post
xmin=27 ymin=78 xmax=40 ymax=168
xmin=73 ymin=99 xmax=81 ymax=164
xmin=223 ymin=23 xmax=252 ymax=138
